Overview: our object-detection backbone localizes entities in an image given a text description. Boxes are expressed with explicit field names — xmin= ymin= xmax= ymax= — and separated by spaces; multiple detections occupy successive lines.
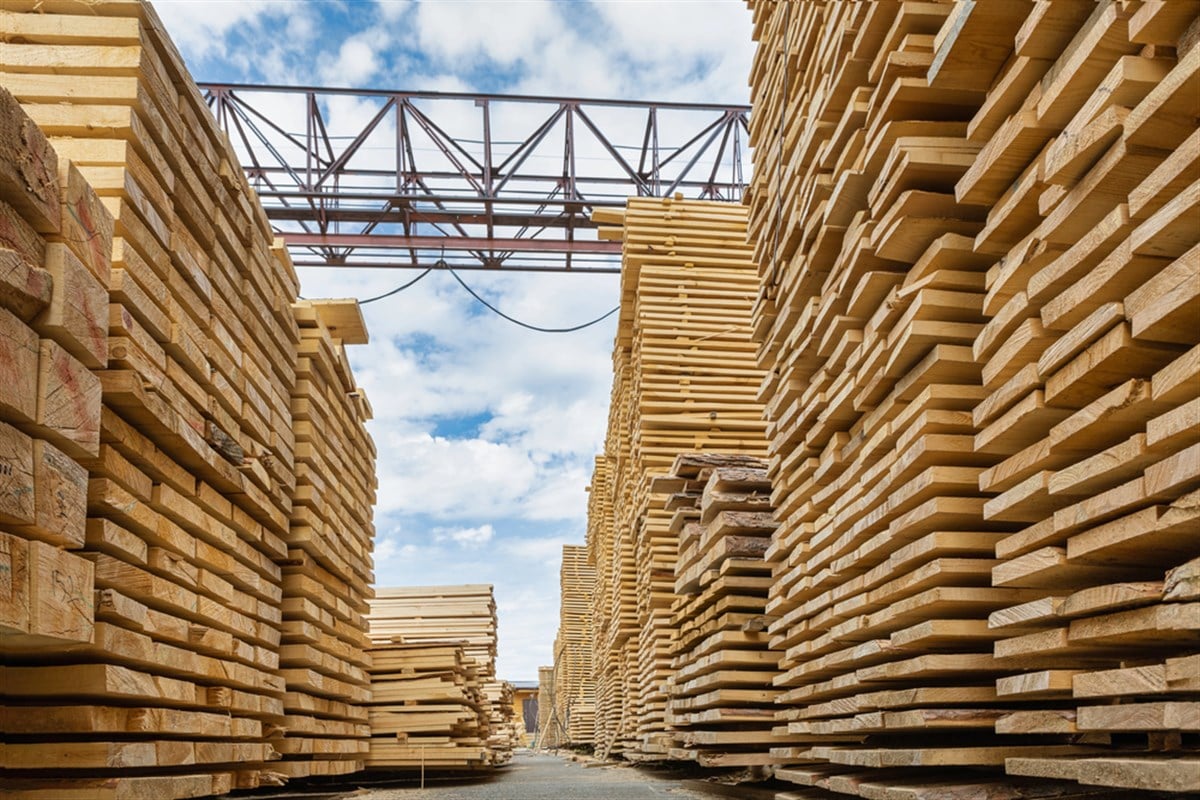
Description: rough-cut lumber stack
xmin=367 ymin=585 xmax=511 ymax=768
xmin=587 ymin=198 xmax=768 ymax=759
xmin=277 ymin=300 xmax=377 ymax=778
xmin=0 ymin=86 xmax=100 ymax=657
xmin=745 ymin=2 xmax=1024 ymax=790
xmin=662 ymin=454 xmax=793 ymax=769
xmin=742 ymin=0 xmax=1200 ymax=796
xmin=0 ymin=2 xmax=303 ymax=794
xmin=957 ymin=2 xmax=1200 ymax=794
xmin=365 ymin=641 xmax=490 ymax=770
xmin=0 ymin=2 xmax=379 ymax=796
xmin=550 ymin=544 xmax=596 ymax=745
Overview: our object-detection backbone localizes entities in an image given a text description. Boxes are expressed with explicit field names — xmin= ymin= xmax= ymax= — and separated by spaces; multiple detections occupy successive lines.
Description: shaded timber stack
xmin=744 ymin=0 xmax=1199 ymax=796
xmin=549 ymin=544 xmax=596 ymax=745
xmin=367 ymin=585 xmax=514 ymax=767
xmin=660 ymin=454 xmax=793 ymax=769
xmin=0 ymin=1 xmax=377 ymax=796
xmin=365 ymin=641 xmax=490 ymax=770
xmin=587 ymin=198 xmax=768 ymax=759
xmin=278 ymin=300 xmax=377 ymax=777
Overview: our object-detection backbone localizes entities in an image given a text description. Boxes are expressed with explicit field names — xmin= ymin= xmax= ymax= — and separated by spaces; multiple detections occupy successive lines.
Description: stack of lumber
xmin=958 ymin=2 xmax=1200 ymax=794
xmin=0 ymin=1 xmax=304 ymax=795
xmin=587 ymin=449 xmax=637 ymax=755
xmin=587 ymin=197 xmax=768 ymax=759
xmin=537 ymin=665 xmax=567 ymax=748
xmin=481 ymin=680 xmax=519 ymax=764
xmin=0 ymin=91 xmax=101 ymax=651
xmin=745 ymin=1 xmax=1022 ymax=789
xmin=661 ymin=454 xmax=794 ymax=769
xmin=551 ymin=544 xmax=597 ymax=745
xmin=276 ymin=300 xmax=377 ymax=778
xmin=741 ymin=0 xmax=1200 ymax=796
xmin=367 ymin=585 xmax=511 ymax=768
xmin=365 ymin=641 xmax=490 ymax=770
xmin=0 ymin=2 xmax=380 ymax=796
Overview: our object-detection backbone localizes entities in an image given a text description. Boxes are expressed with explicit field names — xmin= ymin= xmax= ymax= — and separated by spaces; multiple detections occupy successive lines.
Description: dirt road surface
xmin=349 ymin=752 xmax=717 ymax=800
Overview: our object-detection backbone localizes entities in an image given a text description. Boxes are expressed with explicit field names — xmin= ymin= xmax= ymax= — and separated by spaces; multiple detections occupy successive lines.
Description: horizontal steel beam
xmin=200 ymin=82 xmax=749 ymax=273
xmin=283 ymin=232 xmax=622 ymax=254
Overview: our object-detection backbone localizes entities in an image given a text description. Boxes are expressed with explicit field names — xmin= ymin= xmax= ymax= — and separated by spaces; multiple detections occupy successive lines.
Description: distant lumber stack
xmin=366 ymin=585 xmax=511 ymax=769
xmin=0 ymin=2 xmax=378 ymax=797
xmin=586 ymin=197 xmax=769 ymax=759
xmin=537 ymin=664 xmax=566 ymax=749
xmin=277 ymin=300 xmax=377 ymax=778
xmin=547 ymin=544 xmax=596 ymax=746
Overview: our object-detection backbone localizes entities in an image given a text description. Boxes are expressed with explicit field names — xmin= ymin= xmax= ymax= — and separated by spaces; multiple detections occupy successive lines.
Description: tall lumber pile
xmin=661 ymin=454 xmax=794 ymax=769
xmin=549 ymin=544 xmax=596 ymax=745
xmin=366 ymin=585 xmax=512 ymax=768
xmin=0 ymin=2 xmax=299 ymax=793
xmin=961 ymin=2 xmax=1200 ymax=794
xmin=585 ymin=452 xmax=631 ymax=754
xmin=278 ymin=300 xmax=376 ymax=777
xmin=587 ymin=198 xmax=768 ymax=759
xmin=0 ymin=2 xmax=378 ymax=796
xmin=744 ymin=0 xmax=1199 ymax=796
xmin=0 ymin=81 xmax=104 ymax=771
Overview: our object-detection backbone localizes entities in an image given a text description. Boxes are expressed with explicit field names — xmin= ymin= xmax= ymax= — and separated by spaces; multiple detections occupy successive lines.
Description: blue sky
xmin=154 ymin=0 xmax=754 ymax=680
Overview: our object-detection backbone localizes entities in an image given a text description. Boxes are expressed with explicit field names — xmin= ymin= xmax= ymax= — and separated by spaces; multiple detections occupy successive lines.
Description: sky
xmin=152 ymin=0 xmax=755 ymax=681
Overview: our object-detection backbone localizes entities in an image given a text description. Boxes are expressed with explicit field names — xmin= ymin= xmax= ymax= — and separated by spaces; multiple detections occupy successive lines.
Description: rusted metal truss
xmin=199 ymin=83 xmax=749 ymax=272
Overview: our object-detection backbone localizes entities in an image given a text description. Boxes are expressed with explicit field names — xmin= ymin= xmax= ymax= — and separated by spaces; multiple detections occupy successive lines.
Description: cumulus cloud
xmin=435 ymin=523 xmax=496 ymax=547
xmin=320 ymin=30 xmax=387 ymax=86
xmin=413 ymin=0 xmax=565 ymax=66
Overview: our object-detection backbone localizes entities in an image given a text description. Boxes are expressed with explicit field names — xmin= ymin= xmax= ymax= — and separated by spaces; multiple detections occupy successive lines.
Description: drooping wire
xmin=447 ymin=267 xmax=619 ymax=333
xmin=358 ymin=267 xmax=434 ymax=304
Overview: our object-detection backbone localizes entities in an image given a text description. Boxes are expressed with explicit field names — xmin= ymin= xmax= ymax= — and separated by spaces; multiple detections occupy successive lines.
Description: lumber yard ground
xmin=230 ymin=752 xmax=747 ymax=800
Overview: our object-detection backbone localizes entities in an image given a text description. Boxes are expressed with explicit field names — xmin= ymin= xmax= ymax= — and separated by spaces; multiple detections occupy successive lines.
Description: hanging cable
xmin=447 ymin=267 xmax=619 ymax=333
xmin=358 ymin=267 xmax=434 ymax=304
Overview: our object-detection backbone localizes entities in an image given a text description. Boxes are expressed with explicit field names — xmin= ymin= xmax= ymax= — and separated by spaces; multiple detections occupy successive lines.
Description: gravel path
xmin=354 ymin=752 xmax=713 ymax=800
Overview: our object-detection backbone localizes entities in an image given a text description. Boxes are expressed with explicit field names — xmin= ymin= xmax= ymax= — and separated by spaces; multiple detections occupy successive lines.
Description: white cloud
xmin=375 ymin=0 xmax=414 ymax=22
xmin=150 ymin=0 xmax=308 ymax=61
xmin=320 ymin=31 xmax=386 ymax=86
xmin=435 ymin=523 xmax=495 ymax=547
xmin=413 ymin=0 xmax=565 ymax=66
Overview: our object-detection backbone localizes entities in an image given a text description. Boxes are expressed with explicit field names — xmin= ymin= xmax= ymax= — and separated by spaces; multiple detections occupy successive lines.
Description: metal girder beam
xmin=200 ymin=82 xmax=750 ymax=274
xmin=283 ymin=233 xmax=622 ymax=254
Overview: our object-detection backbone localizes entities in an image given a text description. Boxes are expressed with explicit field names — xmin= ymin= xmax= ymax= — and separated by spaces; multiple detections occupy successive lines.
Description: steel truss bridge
xmin=199 ymin=83 xmax=750 ymax=273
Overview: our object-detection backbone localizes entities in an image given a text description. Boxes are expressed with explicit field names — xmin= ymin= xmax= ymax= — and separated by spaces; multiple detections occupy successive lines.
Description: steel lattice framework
xmin=200 ymin=83 xmax=750 ymax=273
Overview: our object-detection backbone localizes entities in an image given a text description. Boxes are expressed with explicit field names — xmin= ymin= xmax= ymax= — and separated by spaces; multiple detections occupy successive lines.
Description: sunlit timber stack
xmin=278 ymin=300 xmax=377 ymax=778
xmin=741 ymin=0 xmax=1199 ymax=795
xmin=0 ymin=2 xmax=381 ymax=797
xmin=586 ymin=197 xmax=769 ymax=759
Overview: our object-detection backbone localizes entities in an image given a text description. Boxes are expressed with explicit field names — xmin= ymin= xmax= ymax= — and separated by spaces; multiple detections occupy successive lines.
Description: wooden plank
xmin=0 ymin=85 xmax=60 ymax=233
